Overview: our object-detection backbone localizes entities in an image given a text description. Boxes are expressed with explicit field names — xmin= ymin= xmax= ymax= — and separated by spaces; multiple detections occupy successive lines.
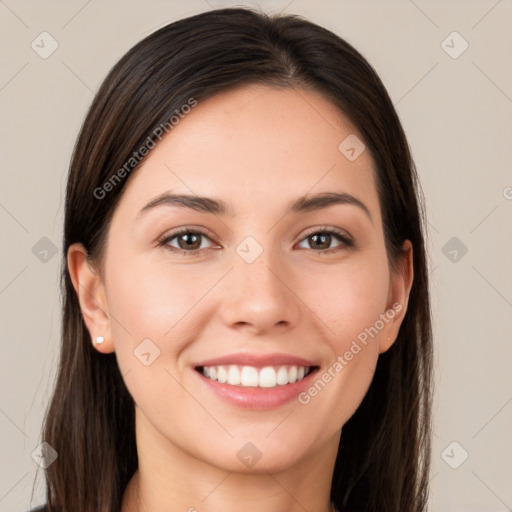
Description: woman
xmin=30 ymin=7 xmax=433 ymax=512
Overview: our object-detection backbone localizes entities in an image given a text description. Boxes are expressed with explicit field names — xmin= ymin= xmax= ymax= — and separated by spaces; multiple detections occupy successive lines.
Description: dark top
xmin=28 ymin=507 xmax=47 ymax=512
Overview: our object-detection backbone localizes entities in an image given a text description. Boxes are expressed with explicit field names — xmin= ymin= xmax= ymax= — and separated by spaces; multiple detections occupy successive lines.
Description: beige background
xmin=1 ymin=1 xmax=511 ymax=510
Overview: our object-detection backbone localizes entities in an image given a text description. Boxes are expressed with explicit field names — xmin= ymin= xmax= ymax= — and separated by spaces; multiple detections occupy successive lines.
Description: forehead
xmin=116 ymin=84 xmax=380 ymax=222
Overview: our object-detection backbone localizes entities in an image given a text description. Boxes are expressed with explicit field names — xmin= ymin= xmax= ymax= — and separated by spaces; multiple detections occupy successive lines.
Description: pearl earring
xmin=96 ymin=336 xmax=105 ymax=345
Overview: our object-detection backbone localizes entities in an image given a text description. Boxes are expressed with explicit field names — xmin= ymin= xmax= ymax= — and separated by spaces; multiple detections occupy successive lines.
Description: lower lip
xmin=194 ymin=368 xmax=319 ymax=410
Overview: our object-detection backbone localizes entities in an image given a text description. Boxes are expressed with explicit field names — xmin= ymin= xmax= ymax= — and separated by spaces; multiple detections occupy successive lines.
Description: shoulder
xmin=28 ymin=506 xmax=47 ymax=512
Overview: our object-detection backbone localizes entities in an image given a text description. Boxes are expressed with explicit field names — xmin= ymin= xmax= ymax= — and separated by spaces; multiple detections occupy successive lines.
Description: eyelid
xmin=299 ymin=225 xmax=353 ymax=243
xmin=158 ymin=225 xmax=216 ymax=241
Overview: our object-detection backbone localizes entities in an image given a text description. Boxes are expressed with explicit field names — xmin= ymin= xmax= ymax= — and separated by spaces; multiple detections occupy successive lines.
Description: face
xmin=70 ymin=84 xmax=412 ymax=475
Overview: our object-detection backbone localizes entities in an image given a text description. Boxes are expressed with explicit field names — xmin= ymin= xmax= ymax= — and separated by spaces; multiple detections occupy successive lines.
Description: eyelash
xmin=157 ymin=226 xmax=355 ymax=255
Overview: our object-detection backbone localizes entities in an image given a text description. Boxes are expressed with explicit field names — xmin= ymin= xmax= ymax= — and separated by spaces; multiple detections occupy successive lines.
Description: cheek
xmin=297 ymin=312 xmax=382 ymax=435
xmin=105 ymin=250 xmax=220 ymax=380
xmin=104 ymin=255 xmax=199 ymax=423
xmin=307 ymin=253 xmax=391 ymax=349
xmin=106 ymin=252 xmax=203 ymax=336
xmin=294 ymin=253 xmax=390 ymax=420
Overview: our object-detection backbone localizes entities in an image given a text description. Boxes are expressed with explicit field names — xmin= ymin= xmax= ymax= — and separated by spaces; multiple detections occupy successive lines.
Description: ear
xmin=67 ymin=242 xmax=114 ymax=353
xmin=378 ymin=239 xmax=414 ymax=354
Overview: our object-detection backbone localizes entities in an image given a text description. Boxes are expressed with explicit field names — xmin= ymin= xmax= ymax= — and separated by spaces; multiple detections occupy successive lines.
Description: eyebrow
xmin=138 ymin=190 xmax=373 ymax=223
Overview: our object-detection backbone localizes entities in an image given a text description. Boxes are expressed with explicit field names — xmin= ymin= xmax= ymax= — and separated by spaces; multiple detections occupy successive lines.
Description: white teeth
xmin=240 ymin=366 xmax=259 ymax=386
xmin=200 ymin=365 xmax=311 ymax=388
xmin=217 ymin=366 xmax=228 ymax=383
xmin=276 ymin=366 xmax=289 ymax=385
xmin=259 ymin=367 xmax=277 ymax=388
xmin=227 ymin=365 xmax=241 ymax=385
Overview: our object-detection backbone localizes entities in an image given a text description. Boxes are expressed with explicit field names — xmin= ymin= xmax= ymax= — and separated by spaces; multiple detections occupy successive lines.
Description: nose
xmin=219 ymin=247 xmax=302 ymax=335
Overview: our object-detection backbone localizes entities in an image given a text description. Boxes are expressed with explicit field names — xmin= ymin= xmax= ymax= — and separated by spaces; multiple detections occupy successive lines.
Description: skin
xmin=68 ymin=84 xmax=413 ymax=512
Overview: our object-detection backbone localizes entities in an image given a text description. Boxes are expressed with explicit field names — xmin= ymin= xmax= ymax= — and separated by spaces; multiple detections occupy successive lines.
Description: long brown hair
xmin=34 ymin=7 xmax=433 ymax=511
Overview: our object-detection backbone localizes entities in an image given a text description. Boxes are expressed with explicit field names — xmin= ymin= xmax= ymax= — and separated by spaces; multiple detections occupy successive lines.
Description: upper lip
xmin=194 ymin=352 xmax=318 ymax=368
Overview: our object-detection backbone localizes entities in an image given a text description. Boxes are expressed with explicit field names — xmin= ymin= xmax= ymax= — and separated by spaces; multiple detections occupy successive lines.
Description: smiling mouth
xmin=195 ymin=365 xmax=317 ymax=389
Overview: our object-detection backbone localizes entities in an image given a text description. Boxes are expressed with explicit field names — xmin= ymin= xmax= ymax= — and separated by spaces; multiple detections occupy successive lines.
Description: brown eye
xmin=160 ymin=229 xmax=213 ymax=252
xmin=308 ymin=233 xmax=332 ymax=250
xmin=176 ymin=232 xmax=202 ymax=250
xmin=297 ymin=229 xmax=354 ymax=253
